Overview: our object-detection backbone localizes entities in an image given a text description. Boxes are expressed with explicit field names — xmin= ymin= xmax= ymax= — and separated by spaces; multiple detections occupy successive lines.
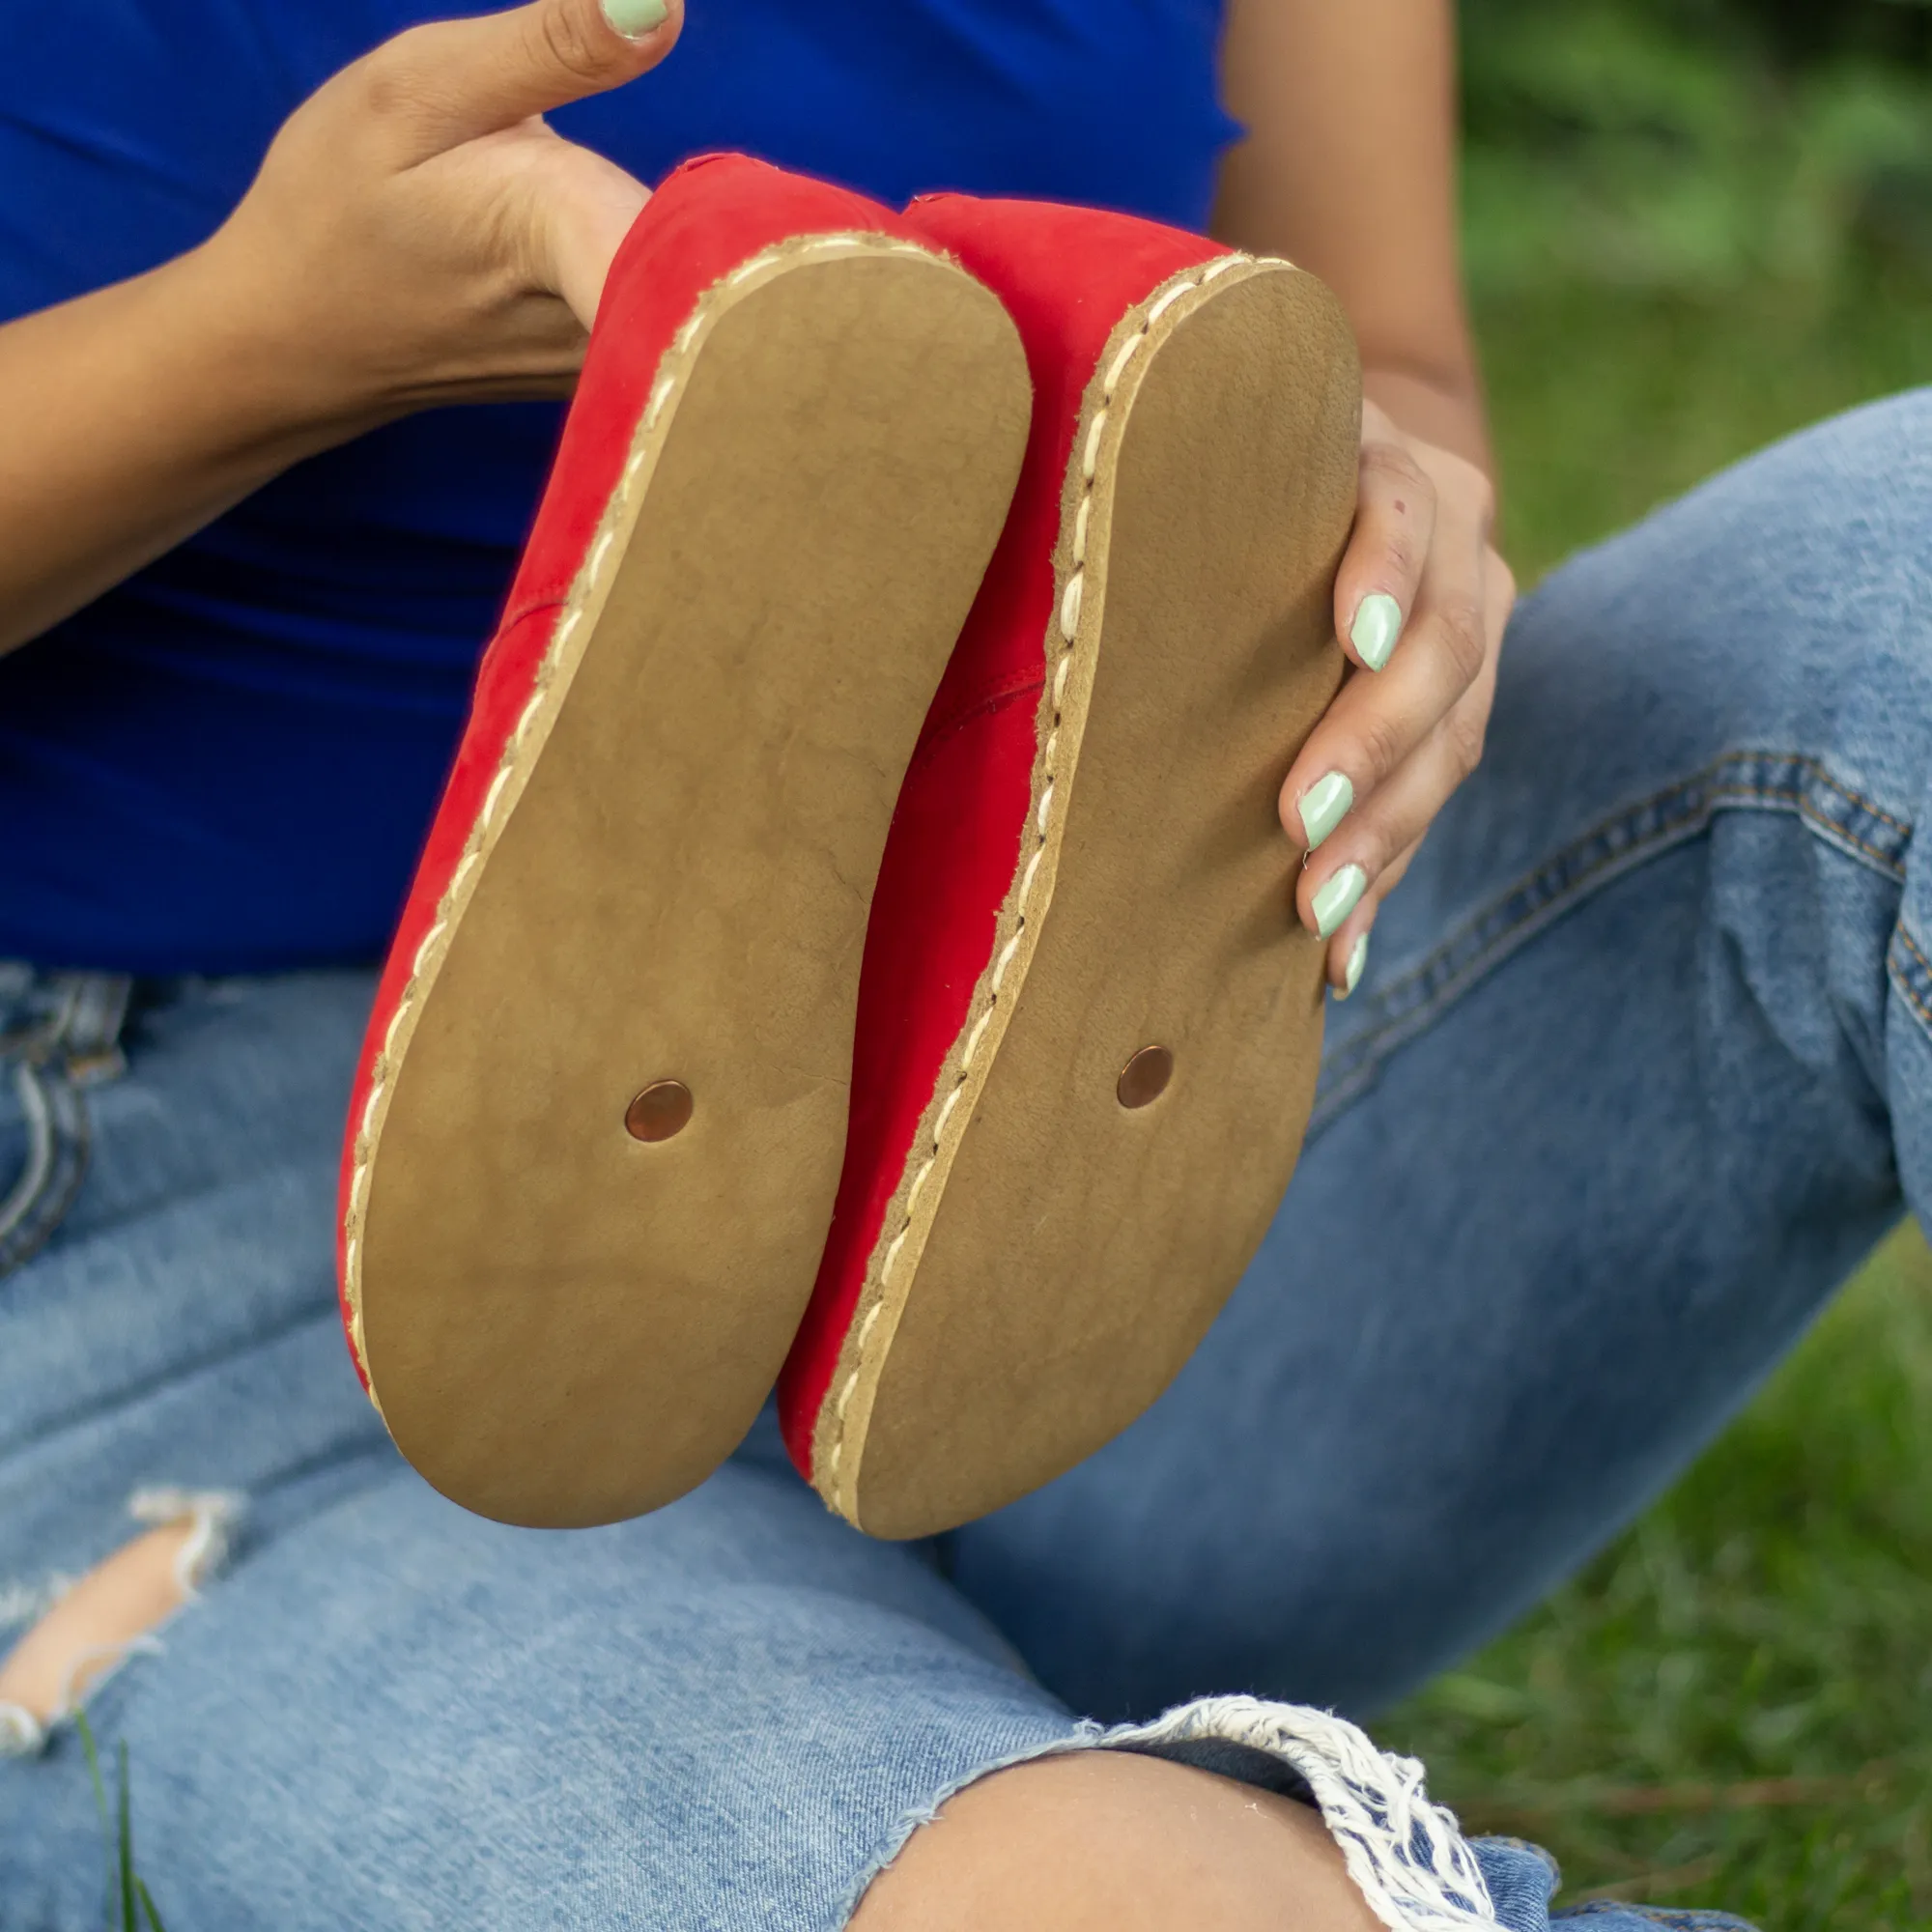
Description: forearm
xmin=1210 ymin=0 xmax=1493 ymax=480
xmin=0 ymin=243 xmax=365 ymax=656
xmin=0 ymin=0 xmax=670 ymax=661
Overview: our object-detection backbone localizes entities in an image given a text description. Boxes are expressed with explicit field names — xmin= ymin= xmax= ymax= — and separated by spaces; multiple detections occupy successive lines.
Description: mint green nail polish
xmin=1334 ymin=931 xmax=1369 ymax=1001
xmin=1313 ymin=863 xmax=1367 ymax=940
xmin=1297 ymin=770 xmax=1353 ymax=851
xmin=602 ymin=0 xmax=668 ymax=36
xmin=1350 ymin=592 xmax=1403 ymax=671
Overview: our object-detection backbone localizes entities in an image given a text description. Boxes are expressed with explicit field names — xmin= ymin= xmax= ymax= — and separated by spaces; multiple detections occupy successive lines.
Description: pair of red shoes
xmin=337 ymin=156 xmax=1359 ymax=1540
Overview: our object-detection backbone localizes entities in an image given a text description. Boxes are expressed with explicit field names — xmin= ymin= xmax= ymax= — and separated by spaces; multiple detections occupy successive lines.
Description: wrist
xmin=176 ymin=226 xmax=397 ymax=452
xmin=1360 ymin=364 xmax=1493 ymax=485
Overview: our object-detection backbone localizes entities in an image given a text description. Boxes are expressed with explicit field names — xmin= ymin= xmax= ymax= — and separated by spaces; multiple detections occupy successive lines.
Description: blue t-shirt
xmin=0 ymin=0 xmax=1236 ymax=972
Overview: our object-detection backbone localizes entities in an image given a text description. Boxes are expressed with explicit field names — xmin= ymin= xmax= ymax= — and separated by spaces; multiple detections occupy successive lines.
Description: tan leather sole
xmin=355 ymin=242 xmax=1030 ymax=1527
xmin=816 ymin=259 xmax=1360 ymax=1538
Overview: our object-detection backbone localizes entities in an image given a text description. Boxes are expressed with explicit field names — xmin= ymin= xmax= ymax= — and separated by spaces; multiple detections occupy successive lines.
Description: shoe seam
xmin=913 ymin=673 xmax=1048 ymax=761
xmin=494 ymin=593 xmax=568 ymax=639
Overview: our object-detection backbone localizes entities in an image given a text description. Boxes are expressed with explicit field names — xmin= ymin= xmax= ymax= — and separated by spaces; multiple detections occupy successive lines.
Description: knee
xmin=1493 ymin=386 xmax=1932 ymax=792
xmin=1538 ymin=385 xmax=1932 ymax=629
xmin=849 ymin=1750 xmax=1381 ymax=1932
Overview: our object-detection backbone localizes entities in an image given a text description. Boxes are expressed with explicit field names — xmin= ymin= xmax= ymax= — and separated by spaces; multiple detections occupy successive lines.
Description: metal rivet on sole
xmin=626 ymin=1080 xmax=694 ymax=1143
xmin=1117 ymin=1046 xmax=1174 ymax=1110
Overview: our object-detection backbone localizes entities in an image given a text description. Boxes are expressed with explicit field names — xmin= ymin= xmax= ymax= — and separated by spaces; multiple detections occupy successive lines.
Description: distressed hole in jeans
xmin=0 ymin=1489 xmax=242 ymax=1756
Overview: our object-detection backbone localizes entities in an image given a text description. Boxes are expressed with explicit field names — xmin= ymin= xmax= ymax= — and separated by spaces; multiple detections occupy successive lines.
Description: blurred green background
xmin=1381 ymin=4 xmax=1932 ymax=1924
xmin=1459 ymin=0 xmax=1932 ymax=578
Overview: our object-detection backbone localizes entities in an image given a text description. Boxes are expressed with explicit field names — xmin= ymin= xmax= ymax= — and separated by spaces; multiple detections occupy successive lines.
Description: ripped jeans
xmin=5 ymin=387 xmax=1929 ymax=1930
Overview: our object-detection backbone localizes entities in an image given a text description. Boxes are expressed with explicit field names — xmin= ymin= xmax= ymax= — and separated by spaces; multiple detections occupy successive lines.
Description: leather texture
xmin=328 ymin=157 xmax=1044 ymax=1531
xmin=337 ymin=156 xmax=921 ymax=1391
xmin=779 ymin=189 xmax=1359 ymax=1535
xmin=778 ymin=198 xmax=1238 ymax=1475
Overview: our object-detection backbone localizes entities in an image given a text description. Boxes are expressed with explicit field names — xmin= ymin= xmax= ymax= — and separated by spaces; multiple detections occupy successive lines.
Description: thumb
xmin=366 ymin=0 xmax=681 ymax=162
xmin=519 ymin=133 xmax=653 ymax=327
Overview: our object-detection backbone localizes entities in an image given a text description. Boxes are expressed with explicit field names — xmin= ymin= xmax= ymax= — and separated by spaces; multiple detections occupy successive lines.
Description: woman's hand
xmin=0 ymin=0 xmax=676 ymax=653
xmin=203 ymin=0 xmax=679 ymax=424
xmin=1207 ymin=0 xmax=1510 ymax=993
xmin=1278 ymin=397 xmax=1516 ymax=995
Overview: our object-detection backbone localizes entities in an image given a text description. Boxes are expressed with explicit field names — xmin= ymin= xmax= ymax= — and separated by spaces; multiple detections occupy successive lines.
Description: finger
xmin=501 ymin=126 xmax=653 ymax=326
xmin=1336 ymin=412 xmax=1436 ymax=674
xmin=1323 ymin=838 xmax=1421 ymax=998
xmin=1292 ymin=545 xmax=1505 ymax=942
xmin=1280 ymin=560 xmax=1490 ymax=855
xmin=1315 ymin=546 xmax=1511 ymax=996
xmin=1298 ymin=666 xmax=1494 ymax=933
xmin=1482 ymin=543 xmax=1519 ymax=651
xmin=363 ymin=0 xmax=682 ymax=161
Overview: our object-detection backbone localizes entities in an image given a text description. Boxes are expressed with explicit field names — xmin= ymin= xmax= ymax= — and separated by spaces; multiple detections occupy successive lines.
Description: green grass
xmin=1375 ymin=260 xmax=1932 ymax=1931
xmin=1473 ymin=265 xmax=1932 ymax=583
xmin=1383 ymin=1227 xmax=1932 ymax=1924
xmin=76 ymin=1711 xmax=169 ymax=1932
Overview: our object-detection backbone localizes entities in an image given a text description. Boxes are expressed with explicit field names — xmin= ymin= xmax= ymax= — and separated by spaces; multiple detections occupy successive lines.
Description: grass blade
xmin=118 ymin=1740 xmax=135 ymax=1932
xmin=74 ymin=1711 xmax=119 ymax=1928
xmin=135 ymin=1877 xmax=169 ymax=1932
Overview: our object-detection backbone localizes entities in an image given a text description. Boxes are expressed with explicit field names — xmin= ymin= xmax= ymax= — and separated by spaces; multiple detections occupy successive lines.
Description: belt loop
xmin=0 ymin=969 xmax=135 ymax=1277
xmin=58 ymin=973 xmax=134 ymax=1088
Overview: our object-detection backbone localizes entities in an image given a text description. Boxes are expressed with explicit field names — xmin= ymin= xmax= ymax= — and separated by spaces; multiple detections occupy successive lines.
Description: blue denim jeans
xmin=7 ymin=387 xmax=1927 ymax=1929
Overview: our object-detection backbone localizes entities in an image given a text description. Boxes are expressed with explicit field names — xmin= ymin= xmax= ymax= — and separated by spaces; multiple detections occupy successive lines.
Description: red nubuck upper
xmin=777 ymin=194 xmax=1239 ymax=1485
xmin=336 ymin=156 xmax=961 ymax=1392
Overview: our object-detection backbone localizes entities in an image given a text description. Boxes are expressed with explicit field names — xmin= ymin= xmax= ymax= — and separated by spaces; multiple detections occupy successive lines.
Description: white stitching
xmin=987 ymin=929 xmax=1023 ymax=994
xmin=511 ymin=692 xmax=547 ymax=745
xmin=1059 ymin=571 xmax=1084 ymax=640
xmin=1102 ymin=334 xmax=1144 ymax=396
xmin=1144 ymin=281 xmax=1194 ymax=324
xmin=412 ymin=921 xmax=447 ymax=971
xmin=958 ymin=1006 xmax=994 ymax=1069
xmin=479 ymin=766 xmax=513 ymax=827
xmin=1080 ymin=412 xmax=1107 ymax=482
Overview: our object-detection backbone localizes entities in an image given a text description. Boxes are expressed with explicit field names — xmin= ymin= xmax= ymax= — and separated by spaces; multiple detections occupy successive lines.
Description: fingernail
xmin=1297 ymin=771 xmax=1353 ymax=851
xmin=1312 ymin=863 xmax=1367 ymax=940
xmin=602 ymin=0 xmax=668 ymax=36
xmin=1334 ymin=931 xmax=1369 ymax=1001
xmin=1350 ymin=592 xmax=1403 ymax=671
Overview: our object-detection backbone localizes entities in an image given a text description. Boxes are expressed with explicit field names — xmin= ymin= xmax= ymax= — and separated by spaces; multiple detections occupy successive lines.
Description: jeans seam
xmin=0 ymin=1063 xmax=90 ymax=1277
xmin=1312 ymin=749 xmax=1915 ymax=1132
xmin=0 ymin=972 xmax=132 ymax=1279
xmin=1887 ymin=922 xmax=1932 ymax=1037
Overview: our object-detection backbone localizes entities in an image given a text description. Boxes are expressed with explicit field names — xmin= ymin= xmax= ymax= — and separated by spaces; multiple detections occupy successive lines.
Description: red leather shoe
xmin=339 ymin=156 xmax=1029 ymax=1527
xmin=779 ymin=193 xmax=1361 ymax=1537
